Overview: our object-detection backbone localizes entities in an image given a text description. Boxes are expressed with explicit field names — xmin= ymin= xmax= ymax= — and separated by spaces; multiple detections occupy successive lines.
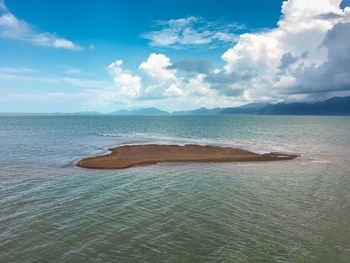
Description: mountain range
xmin=109 ymin=96 xmax=350 ymax=116
xmin=3 ymin=96 xmax=349 ymax=116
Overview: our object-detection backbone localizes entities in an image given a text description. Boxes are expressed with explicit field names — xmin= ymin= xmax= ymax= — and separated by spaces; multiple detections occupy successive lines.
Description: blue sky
xmin=1 ymin=0 xmax=350 ymax=112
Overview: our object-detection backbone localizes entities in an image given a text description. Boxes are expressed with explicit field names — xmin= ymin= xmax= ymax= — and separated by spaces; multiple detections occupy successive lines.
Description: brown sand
xmin=77 ymin=144 xmax=298 ymax=169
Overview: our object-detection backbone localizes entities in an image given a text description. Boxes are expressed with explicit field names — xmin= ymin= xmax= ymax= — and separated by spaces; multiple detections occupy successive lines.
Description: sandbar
xmin=77 ymin=144 xmax=298 ymax=169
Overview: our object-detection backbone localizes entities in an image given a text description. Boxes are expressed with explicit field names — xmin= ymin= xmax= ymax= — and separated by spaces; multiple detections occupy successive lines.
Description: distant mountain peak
xmin=110 ymin=107 xmax=169 ymax=115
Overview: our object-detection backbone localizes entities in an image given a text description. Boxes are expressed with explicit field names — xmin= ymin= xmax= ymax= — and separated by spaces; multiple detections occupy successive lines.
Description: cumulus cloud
xmin=0 ymin=0 xmax=81 ymax=50
xmin=141 ymin=16 xmax=243 ymax=49
xmin=139 ymin=53 xmax=177 ymax=82
xmin=103 ymin=0 xmax=350 ymax=110
xmin=139 ymin=53 xmax=184 ymax=99
xmin=108 ymin=60 xmax=141 ymax=98
xmin=214 ymin=0 xmax=350 ymax=101
xmin=290 ymin=21 xmax=350 ymax=94
xmin=163 ymin=84 xmax=183 ymax=97
xmin=103 ymin=54 xmax=228 ymax=109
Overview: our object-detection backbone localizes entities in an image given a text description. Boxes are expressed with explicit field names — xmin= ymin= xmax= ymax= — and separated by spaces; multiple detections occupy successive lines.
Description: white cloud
xmin=100 ymin=53 xmax=235 ymax=110
xmin=185 ymin=74 xmax=212 ymax=97
xmin=136 ymin=0 xmax=350 ymax=109
xmin=141 ymin=16 xmax=242 ymax=49
xmin=108 ymin=60 xmax=141 ymax=98
xmin=63 ymin=68 xmax=81 ymax=75
xmin=281 ymin=0 xmax=342 ymax=20
xmin=8 ymin=0 xmax=350 ymax=112
xmin=0 ymin=66 xmax=39 ymax=74
xmin=217 ymin=0 xmax=350 ymax=101
xmin=53 ymin=39 xmax=78 ymax=50
xmin=222 ymin=33 xmax=282 ymax=74
xmin=139 ymin=53 xmax=176 ymax=82
xmin=0 ymin=1 xmax=81 ymax=50
xmin=164 ymin=84 xmax=183 ymax=97
xmin=131 ymin=0 xmax=350 ymax=109
xmin=139 ymin=53 xmax=184 ymax=99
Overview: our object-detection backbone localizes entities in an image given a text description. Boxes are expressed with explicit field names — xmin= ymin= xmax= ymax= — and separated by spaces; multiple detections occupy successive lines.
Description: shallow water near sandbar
xmin=1 ymin=115 xmax=350 ymax=262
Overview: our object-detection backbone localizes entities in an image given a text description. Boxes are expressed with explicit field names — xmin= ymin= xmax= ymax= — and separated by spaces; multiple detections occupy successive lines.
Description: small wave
xmin=93 ymin=132 xmax=299 ymax=157
xmin=95 ymin=132 xmax=136 ymax=138
xmin=310 ymin=159 xmax=331 ymax=164
xmin=61 ymin=146 xmax=114 ymax=168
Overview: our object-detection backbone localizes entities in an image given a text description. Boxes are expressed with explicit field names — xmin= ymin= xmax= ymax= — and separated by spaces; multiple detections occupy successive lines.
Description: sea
xmin=1 ymin=115 xmax=350 ymax=262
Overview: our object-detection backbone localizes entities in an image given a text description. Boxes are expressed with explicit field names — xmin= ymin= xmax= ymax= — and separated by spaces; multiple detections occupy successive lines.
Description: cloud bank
xmin=4 ymin=0 xmax=350 ymax=112
xmin=105 ymin=0 xmax=350 ymax=110
xmin=217 ymin=0 xmax=350 ymax=102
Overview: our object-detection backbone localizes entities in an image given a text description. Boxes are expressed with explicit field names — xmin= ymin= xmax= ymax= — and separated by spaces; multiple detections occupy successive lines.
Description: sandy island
xmin=77 ymin=144 xmax=298 ymax=169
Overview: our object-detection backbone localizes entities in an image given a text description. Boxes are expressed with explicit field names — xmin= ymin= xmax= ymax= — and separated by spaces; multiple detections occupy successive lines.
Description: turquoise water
xmin=1 ymin=115 xmax=350 ymax=262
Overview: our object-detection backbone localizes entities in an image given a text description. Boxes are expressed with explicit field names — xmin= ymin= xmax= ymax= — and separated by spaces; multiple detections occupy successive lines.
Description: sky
xmin=0 ymin=0 xmax=350 ymax=113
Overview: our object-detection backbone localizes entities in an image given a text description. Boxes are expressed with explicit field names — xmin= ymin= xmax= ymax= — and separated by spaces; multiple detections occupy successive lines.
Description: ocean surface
xmin=1 ymin=115 xmax=350 ymax=262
